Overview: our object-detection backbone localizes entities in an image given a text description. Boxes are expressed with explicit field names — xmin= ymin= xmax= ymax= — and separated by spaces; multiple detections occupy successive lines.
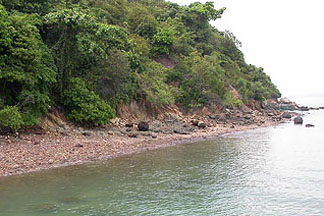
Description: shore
xmin=0 ymin=109 xmax=285 ymax=177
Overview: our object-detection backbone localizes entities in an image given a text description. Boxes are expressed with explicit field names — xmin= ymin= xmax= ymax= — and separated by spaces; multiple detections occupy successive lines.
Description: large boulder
xmin=138 ymin=121 xmax=149 ymax=131
xmin=294 ymin=116 xmax=303 ymax=124
xmin=282 ymin=112 xmax=292 ymax=119
xmin=280 ymin=97 xmax=292 ymax=104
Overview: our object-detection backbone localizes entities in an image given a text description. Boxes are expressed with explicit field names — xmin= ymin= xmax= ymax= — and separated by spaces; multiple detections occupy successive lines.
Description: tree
xmin=43 ymin=8 xmax=129 ymax=98
xmin=63 ymin=78 xmax=116 ymax=126
xmin=0 ymin=11 xmax=57 ymax=125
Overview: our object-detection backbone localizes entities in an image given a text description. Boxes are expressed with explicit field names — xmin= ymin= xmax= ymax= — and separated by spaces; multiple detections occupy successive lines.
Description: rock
xmin=174 ymin=129 xmax=190 ymax=135
xmin=300 ymin=106 xmax=310 ymax=111
xmin=263 ymin=98 xmax=299 ymax=111
xmin=152 ymin=135 xmax=157 ymax=139
xmin=82 ymin=131 xmax=91 ymax=136
xmin=294 ymin=116 xmax=303 ymax=124
xmin=208 ymin=115 xmax=217 ymax=120
xmin=138 ymin=121 xmax=149 ymax=131
xmin=191 ymin=119 xmax=199 ymax=126
xmin=108 ymin=131 xmax=114 ymax=135
xmin=280 ymin=97 xmax=292 ymax=104
xmin=126 ymin=128 xmax=132 ymax=132
xmin=125 ymin=123 xmax=133 ymax=128
xmin=75 ymin=144 xmax=83 ymax=148
xmin=198 ymin=121 xmax=206 ymax=129
xmin=305 ymin=124 xmax=315 ymax=128
xmin=282 ymin=112 xmax=292 ymax=119
xmin=128 ymin=133 xmax=138 ymax=138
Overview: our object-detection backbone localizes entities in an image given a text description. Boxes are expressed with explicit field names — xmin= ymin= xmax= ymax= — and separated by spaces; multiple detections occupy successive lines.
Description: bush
xmin=152 ymin=27 xmax=175 ymax=55
xmin=0 ymin=106 xmax=23 ymax=132
xmin=63 ymin=78 xmax=116 ymax=126
xmin=138 ymin=62 xmax=175 ymax=107
xmin=222 ymin=92 xmax=242 ymax=108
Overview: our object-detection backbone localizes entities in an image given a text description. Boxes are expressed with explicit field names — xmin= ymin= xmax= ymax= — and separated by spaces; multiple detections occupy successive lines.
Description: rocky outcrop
xmin=300 ymin=106 xmax=310 ymax=111
xmin=294 ymin=116 xmax=303 ymax=124
xmin=263 ymin=98 xmax=299 ymax=111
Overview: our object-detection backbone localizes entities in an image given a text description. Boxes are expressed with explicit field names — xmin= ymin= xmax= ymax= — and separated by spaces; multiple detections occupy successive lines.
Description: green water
xmin=1 ymin=111 xmax=324 ymax=215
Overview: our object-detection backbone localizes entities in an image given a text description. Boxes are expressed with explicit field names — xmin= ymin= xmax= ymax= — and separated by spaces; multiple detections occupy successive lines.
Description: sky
xmin=170 ymin=0 xmax=324 ymax=106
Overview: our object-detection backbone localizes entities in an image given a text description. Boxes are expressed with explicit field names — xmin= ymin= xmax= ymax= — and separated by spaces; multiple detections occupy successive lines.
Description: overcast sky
xmin=170 ymin=0 xmax=324 ymax=106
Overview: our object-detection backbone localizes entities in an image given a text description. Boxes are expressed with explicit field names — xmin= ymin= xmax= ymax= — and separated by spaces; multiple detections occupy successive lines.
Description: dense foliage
xmin=0 ymin=0 xmax=281 ymax=131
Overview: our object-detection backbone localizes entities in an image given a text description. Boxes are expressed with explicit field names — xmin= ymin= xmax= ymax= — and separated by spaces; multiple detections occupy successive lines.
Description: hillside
xmin=0 ymin=0 xmax=281 ymax=132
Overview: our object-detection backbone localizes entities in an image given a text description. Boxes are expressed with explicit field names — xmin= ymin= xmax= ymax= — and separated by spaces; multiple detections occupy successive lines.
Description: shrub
xmin=63 ymin=78 xmax=116 ymax=126
xmin=138 ymin=62 xmax=175 ymax=107
xmin=222 ymin=92 xmax=242 ymax=108
xmin=0 ymin=106 xmax=23 ymax=132
xmin=152 ymin=27 xmax=175 ymax=55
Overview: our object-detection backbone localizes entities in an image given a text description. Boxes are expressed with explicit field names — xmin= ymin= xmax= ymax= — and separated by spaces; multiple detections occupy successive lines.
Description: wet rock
xmin=282 ymin=112 xmax=292 ymax=119
xmin=138 ymin=122 xmax=149 ymax=131
xmin=198 ymin=121 xmax=206 ymax=129
xmin=305 ymin=124 xmax=315 ymax=128
xmin=294 ymin=116 xmax=303 ymax=124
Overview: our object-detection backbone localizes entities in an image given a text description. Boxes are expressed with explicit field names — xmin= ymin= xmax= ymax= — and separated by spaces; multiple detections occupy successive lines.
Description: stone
xmin=197 ymin=121 xmax=206 ymax=129
xmin=138 ymin=121 xmax=149 ymax=131
xmin=152 ymin=135 xmax=157 ymax=139
xmin=280 ymin=97 xmax=292 ymax=104
xmin=75 ymin=144 xmax=83 ymax=148
xmin=294 ymin=116 xmax=303 ymax=124
xmin=174 ymin=129 xmax=190 ymax=135
xmin=300 ymin=106 xmax=310 ymax=111
xmin=191 ymin=119 xmax=199 ymax=126
xmin=108 ymin=131 xmax=114 ymax=135
xmin=282 ymin=112 xmax=292 ymax=119
xmin=82 ymin=131 xmax=91 ymax=136
xmin=128 ymin=133 xmax=138 ymax=138
xmin=125 ymin=123 xmax=133 ymax=128
xmin=305 ymin=124 xmax=315 ymax=128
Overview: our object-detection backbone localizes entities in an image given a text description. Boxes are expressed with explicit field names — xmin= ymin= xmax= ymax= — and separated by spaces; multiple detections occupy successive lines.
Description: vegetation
xmin=0 ymin=0 xmax=281 ymax=131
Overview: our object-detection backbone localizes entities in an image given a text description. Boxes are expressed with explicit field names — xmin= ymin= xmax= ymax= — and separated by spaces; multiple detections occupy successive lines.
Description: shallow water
xmin=0 ymin=111 xmax=324 ymax=215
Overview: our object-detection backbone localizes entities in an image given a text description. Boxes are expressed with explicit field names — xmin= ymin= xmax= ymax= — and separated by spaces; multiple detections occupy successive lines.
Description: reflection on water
xmin=0 ymin=111 xmax=324 ymax=215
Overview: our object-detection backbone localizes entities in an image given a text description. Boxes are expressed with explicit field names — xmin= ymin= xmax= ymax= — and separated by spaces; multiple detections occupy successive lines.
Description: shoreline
xmin=0 ymin=111 xmax=285 ymax=178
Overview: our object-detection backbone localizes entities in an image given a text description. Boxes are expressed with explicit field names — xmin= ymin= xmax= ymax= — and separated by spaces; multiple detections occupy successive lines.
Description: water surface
xmin=0 ymin=111 xmax=324 ymax=215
